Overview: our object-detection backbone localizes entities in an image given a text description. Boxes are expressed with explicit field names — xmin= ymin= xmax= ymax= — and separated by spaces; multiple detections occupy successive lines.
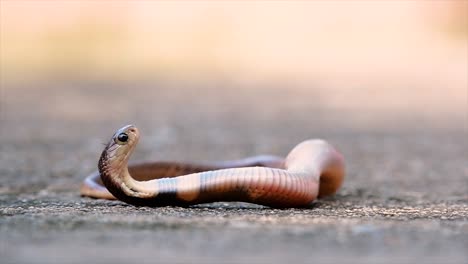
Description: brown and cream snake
xmin=80 ymin=125 xmax=345 ymax=207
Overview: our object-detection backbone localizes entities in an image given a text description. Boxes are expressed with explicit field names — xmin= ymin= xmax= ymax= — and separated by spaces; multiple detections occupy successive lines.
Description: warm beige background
xmin=1 ymin=1 xmax=467 ymax=126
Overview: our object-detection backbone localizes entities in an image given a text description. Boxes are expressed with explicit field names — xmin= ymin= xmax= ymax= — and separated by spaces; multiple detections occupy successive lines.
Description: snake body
xmin=81 ymin=125 xmax=345 ymax=208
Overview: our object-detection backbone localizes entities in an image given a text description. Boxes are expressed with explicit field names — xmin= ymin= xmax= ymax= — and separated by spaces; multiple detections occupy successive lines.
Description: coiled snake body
xmin=81 ymin=125 xmax=345 ymax=208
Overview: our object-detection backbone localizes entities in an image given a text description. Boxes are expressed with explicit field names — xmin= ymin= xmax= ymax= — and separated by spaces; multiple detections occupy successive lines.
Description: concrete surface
xmin=0 ymin=81 xmax=467 ymax=263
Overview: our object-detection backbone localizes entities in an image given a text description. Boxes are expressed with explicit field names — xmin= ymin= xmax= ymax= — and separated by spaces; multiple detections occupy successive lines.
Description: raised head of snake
xmin=98 ymin=125 xmax=345 ymax=208
xmin=98 ymin=125 xmax=156 ymax=205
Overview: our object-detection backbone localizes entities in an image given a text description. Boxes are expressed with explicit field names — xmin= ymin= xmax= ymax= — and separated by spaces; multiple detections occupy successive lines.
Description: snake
xmin=80 ymin=125 xmax=345 ymax=208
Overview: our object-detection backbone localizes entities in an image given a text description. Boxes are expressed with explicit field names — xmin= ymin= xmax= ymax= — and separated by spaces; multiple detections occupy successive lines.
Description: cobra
xmin=81 ymin=125 xmax=345 ymax=208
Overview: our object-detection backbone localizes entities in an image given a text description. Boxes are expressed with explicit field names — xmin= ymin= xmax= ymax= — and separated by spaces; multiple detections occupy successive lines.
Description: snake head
xmin=100 ymin=125 xmax=140 ymax=167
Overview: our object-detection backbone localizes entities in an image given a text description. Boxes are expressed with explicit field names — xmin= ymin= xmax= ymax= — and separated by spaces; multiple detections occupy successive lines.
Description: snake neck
xmin=98 ymin=149 xmax=158 ymax=204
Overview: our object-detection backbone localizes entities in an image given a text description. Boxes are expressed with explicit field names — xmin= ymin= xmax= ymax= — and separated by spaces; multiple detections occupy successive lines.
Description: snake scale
xmin=81 ymin=125 xmax=345 ymax=208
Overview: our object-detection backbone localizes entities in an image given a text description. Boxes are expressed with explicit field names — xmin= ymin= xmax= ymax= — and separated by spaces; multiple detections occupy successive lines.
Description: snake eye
xmin=115 ymin=132 xmax=129 ymax=144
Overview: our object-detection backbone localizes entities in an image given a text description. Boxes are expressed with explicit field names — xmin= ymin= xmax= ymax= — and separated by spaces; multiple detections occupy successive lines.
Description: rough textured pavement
xmin=1 ymin=81 xmax=467 ymax=263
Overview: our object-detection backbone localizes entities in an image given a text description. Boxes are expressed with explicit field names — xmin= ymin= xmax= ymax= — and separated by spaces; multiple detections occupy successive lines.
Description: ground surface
xmin=0 ymin=81 xmax=467 ymax=263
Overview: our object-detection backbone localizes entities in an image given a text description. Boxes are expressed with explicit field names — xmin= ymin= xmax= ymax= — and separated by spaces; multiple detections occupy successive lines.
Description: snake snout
xmin=126 ymin=125 xmax=136 ymax=133
xmin=115 ymin=125 xmax=139 ymax=138
xmin=126 ymin=125 xmax=139 ymax=135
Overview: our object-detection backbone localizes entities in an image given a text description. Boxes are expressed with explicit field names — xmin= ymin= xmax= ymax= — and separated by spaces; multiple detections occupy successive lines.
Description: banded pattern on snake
xmin=81 ymin=125 xmax=345 ymax=208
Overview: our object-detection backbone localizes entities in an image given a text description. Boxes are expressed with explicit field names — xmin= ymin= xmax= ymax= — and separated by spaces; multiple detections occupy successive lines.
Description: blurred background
xmin=1 ymin=0 xmax=467 ymax=195
xmin=1 ymin=2 xmax=467 ymax=263
xmin=1 ymin=1 xmax=467 ymax=130
xmin=1 ymin=0 xmax=467 ymax=190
